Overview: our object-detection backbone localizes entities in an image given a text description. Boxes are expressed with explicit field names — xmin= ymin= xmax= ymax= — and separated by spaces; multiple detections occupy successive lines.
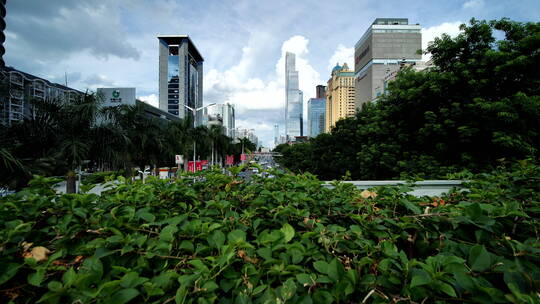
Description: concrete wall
xmin=354 ymin=31 xmax=421 ymax=108
xmin=355 ymin=66 xmax=372 ymax=109
xmin=372 ymin=32 xmax=421 ymax=60
xmin=158 ymin=40 xmax=168 ymax=113
xmin=178 ymin=42 xmax=188 ymax=120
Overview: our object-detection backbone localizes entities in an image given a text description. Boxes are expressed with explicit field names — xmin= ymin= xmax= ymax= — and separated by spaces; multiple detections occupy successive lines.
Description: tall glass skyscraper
xmin=158 ymin=35 xmax=204 ymax=124
xmin=285 ymin=52 xmax=303 ymax=140
xmin=307 ymin=98 xmax=325 ymax=137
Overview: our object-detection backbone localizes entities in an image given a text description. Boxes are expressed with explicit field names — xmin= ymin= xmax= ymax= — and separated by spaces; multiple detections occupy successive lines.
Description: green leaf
xmin=468 ymin=245 xmax=491 ymax=271
xmin=175 ymin=286 xmax=188 ymax=304
xmin=252 ymin=284 xmax=267 ymax=296
xmin=160 ymin=224 xmax=178 ymax=242
xmin=179 ymin=240 xmax=194 ymax=252
xmin=62 ymin=268 xmax=77 ymax=287
xmin=82 ymin=256 xmax=103 ymax=281
xmin=439 ymin=282 xmax=457 ymax=297
xmin=202 ymin=281 xmax=219 ymax=293
xmin=257 ymin=247 xmax=273 ymax=260
xmin=47 ymin=281 xmax=63 ymax=292
xmin=280 ymin=278 xmax=297 ymax=300
xmin=280 ymin=223 xmax=295 ymax=243
xmin=296 ymin=273 xmax=315 ymax=286
xmin=109 ymin=288 xmax=139 ymax=304
xmin=401 ymin=199 xmax=422 ymax=214
xmin=136 ymin=208 xmax=155 ymax=222
xmin=410 ymin=269 xmax=431 ymax=288
xmin=0 ymin=263 xmax=21 ymax=285
xmin=290 ymin=249 xmax=303 ymax=264
xmin=28 ymin=269 xmax=45 ymax=286
xmin=327 ymin=259 xmax=344 ymax=282
xmin=313 ymin=290 xmax=333 ymax=304
xmin=120 ymin=272 xmax=147 ymax=288
xmin=207 ymin=230 xmax=225 ymax=248
xmin=313 ymin=261 xmax=329 ymax=274
xmin=454 ymin=271 xmax=475 ymax=291
xmin=227 ymin=229 xmax=246 ymax=244
xmin=188 ymin=260 xmax=209 ymax=273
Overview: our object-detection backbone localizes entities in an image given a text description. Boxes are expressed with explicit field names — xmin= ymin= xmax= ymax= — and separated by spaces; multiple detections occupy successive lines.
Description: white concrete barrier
xmin=323 ymin=180 xmax=467 ymax=197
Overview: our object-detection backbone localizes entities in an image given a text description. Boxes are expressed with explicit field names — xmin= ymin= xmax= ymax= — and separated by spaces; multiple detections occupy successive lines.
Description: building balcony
xmin=10 ymin=89 xmax=24 ymax=99
xmin=9 ymin=73 xmax=23 ymax=85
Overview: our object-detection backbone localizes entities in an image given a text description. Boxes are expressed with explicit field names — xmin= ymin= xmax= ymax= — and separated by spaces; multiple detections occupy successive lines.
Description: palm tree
xmin=208 ymin=125 xmax=226 ymax=166
xmin=56 ymin=92 xmax=103 ymax=192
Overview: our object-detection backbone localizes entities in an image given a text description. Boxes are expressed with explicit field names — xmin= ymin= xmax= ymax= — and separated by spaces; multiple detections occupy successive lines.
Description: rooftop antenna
xmin=64 ymin=72 xmax=68 ymax=86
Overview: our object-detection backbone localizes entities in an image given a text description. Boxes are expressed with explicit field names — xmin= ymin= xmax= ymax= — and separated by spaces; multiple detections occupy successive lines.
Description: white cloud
xmin=204 ymin=35 xmax=322 ymax=147
xmin=422 ymin=22 xmax=463 ymax=61
xmin=327 ymin=44 xmax=354 ymax=72
xmin=463 ymin=0 xmax=484 ymax=9
xmin=139 ymin=94 xmax=159 ymax=108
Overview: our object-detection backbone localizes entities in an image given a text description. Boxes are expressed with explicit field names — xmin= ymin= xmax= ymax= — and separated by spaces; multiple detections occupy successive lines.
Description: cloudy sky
xmin=4 ymin=0 xmax=539 ymax=147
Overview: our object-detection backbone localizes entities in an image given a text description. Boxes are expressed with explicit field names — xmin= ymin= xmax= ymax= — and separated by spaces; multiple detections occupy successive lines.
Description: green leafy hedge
xmin=1 ymin=163 xmax=539 ymax=303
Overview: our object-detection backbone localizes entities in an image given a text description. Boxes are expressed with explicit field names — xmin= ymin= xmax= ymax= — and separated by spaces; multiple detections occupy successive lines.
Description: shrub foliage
xmin=1 ymin=162 xmax=539 ymax=303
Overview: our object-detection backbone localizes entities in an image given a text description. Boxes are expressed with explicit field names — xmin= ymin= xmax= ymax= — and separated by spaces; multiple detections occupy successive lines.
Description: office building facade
xmin=354 ymin=18 xmax=421 ymax=108
xmin=284 ymin=52 xmax=303 ymax=139
xmin=325 ymin=63 xmax=355 ymax=132
xmin=0 ymin=66 xmax=82 ymax=126
xmin=96 ymin=87 xmax=179 ymax=122
xmin=235 ymin=128 xmax=259 ymax=148
xmin=158 ymin=35 xmax=204 ymax=124
xmin=307 ymin=97 xmax=325 ymax=137
xmin=203 ymin=103 xmax=235 ymax=138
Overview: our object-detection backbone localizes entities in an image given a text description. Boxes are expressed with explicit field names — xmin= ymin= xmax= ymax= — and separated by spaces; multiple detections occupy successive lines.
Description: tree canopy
xmin=275 ymin=18 xmax=540 ymax=180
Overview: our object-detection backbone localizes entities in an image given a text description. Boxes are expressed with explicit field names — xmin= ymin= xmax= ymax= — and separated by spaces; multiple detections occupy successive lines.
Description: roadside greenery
xmin=275 ymin=18 xmax=540 ymax=180
xmin=0 ymin=97 xmax=256 ymax=190
xmin=1 ymin=161 xmax=539 ymax=303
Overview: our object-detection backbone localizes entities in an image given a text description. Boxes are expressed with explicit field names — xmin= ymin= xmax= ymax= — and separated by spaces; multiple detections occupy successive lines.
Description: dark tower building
xmin=316 ymin=85 xmax=326 ymax=99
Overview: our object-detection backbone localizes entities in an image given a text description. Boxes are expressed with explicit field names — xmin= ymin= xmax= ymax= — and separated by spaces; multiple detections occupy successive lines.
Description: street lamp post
xmin=183 ymin=103 xmax=216 ymax=172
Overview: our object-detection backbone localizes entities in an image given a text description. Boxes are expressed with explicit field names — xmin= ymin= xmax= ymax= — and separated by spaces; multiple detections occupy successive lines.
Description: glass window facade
xmin=167 ymin=46 xmax=180 ymax=115
xmin=307 ymin=98 xmax=326 ymax=137
xmin=285 ymin=52 xmax=303 ymax=139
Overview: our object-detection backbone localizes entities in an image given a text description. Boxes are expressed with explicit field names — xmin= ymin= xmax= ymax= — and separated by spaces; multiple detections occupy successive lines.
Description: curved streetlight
xmin=183 ymin=103 xmax=216 ymax=172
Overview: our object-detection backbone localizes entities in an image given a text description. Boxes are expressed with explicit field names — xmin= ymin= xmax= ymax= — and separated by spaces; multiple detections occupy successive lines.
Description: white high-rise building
xmin=235 ymin=128 xmax=259 ymax=148
xmin=203 ymin=103 xmax=235 ymax=138
xmin=285 ymin=52 xmax=303 ymax=140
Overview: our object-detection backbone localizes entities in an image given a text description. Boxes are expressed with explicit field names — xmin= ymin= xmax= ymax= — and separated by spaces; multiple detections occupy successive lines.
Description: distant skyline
xmin=4 ymin=0 xmax=540 ymax=147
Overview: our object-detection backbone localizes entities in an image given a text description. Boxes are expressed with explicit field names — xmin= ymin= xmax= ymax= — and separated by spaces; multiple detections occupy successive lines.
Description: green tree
xmin=276 ymin=18 xmax=540 ymax=180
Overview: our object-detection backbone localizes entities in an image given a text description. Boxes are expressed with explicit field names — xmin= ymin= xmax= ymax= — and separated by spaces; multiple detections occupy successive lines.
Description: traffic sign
xmin=175 ymin=155 xmax=183 ymax=164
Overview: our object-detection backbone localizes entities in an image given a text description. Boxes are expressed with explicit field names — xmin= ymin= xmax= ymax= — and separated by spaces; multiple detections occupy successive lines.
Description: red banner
xmin=188 ymin=161 xmax=204 ymax=172
xmin=226 ymin=155 xmax=234 ymax=165
xmin=240 ymin=154 xmax=247 ymax=161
